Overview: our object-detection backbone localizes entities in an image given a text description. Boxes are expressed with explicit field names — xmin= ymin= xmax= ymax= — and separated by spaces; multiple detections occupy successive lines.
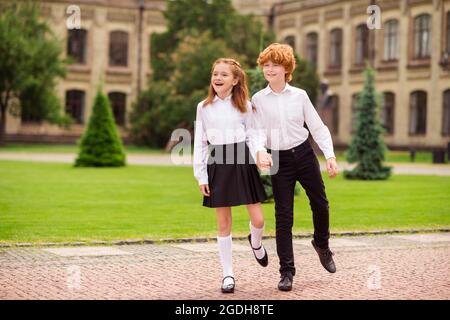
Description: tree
xmin=344 ymin=66 xmax=391 ymax=180
xmin=74 ymin=87 xmax=126 ymax=167
xmin=0 ymin=0 xmax=70 ymax=145
xmin=291 ymin=54 xmax=320 ymax=106
xmin=150 ymin=0 xmax=274 ymax=81
xmin=131 ymin=32 xmax=241 ymax=148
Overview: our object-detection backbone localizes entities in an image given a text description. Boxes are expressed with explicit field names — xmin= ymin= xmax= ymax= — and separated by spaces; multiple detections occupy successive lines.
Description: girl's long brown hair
xmin=202 ymin=58 xmax=249 ymax=113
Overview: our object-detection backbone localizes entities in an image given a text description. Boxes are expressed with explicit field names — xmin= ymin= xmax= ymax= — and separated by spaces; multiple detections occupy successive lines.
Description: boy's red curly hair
xmin=257 ymin=43 xmax=296 ymax=82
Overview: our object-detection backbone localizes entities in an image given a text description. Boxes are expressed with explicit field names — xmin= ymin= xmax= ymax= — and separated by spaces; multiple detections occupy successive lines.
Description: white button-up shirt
xmin=251 ymin=83 xmax=335 ymax=160
xmin=193 ymin=95 xmax=258 ymax=185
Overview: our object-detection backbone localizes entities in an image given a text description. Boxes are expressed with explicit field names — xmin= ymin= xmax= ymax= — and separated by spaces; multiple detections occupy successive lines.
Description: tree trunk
xmin=0 ymin=105 xmax=6 ymax=146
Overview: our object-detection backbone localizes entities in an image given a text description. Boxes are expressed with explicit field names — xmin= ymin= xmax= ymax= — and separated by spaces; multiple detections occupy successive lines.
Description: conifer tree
xmin=75 ymin=87 xmax=126 ymax=167
xmin=344 ymin=66 xmax=391 ymax=180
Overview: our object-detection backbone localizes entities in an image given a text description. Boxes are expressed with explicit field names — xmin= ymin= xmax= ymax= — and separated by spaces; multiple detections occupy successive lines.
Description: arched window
xmin=355 ymin=24 xmax=369 ymax=65
xmin=413 ymin=14 xmax=431 ymax=59
xmin=330 ymin=95 xmax=339 ymax=135
xmin=306 ymin=32 xmax=318 ymax=66
xmin=109 ymin=31 xmax=128 ymax=66
xmin=67 ymin=29 xmax=87 ymax=64
xmin=409 ymin=91 xmax=427 ymax=135
xmin=383 ymin=20 xmax=398 ymax=61
xmin=108 ymin=92 xmax=126 ymax=126
xmin=329 ymin=28 xmax=342 ymax=68
xmin=442 ymin=89 xmax=450 ymax=136
xmin=283 ymin=35 xmax=296 ymax=50
xmin=381 ymin=92 xmax=395 ymax=134
xmin=65 ymin=90 xmax=85 ymax=124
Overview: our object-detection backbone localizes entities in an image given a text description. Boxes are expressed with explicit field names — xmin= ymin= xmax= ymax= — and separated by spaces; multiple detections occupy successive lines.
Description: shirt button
xmin=291 ymin=149 xmax=295 ymax=153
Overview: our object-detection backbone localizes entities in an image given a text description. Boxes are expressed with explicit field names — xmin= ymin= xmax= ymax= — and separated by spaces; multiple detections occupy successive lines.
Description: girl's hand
xmin=256 ymin=151 xmax=273 ymax=170
xmin=200 ymin=184 xmax=210 ymax=196
xmin=326 ymin=157 xmax=338 ymax=178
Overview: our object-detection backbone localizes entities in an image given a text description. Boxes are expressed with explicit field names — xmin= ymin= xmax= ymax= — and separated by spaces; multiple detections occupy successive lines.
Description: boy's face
xmin=262 ymin=61 xmax=286 ymax=84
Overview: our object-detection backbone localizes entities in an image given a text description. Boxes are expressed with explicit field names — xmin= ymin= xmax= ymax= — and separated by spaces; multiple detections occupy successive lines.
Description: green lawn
xmin=0 ymin=143 xmax=164 ymax=154
xmin=317 ymin=150 xmax=435 ymax=164
xmin=0 ymin=160 xmax=449 ymax=244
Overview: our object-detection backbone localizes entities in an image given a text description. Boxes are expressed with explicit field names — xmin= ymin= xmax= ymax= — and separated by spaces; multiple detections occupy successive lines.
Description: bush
xmin=74 ymin=88 xmax=126 ymax=167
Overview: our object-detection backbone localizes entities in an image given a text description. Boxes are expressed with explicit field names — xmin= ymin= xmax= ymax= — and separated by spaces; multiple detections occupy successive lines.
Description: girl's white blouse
xmin=193 ymin=95 xmax=259 ymax=185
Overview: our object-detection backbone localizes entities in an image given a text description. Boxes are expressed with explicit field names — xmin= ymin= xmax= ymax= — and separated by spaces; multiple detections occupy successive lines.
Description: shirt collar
xmin=263 ymin=83 xmax=293 ymax=95
xmin=213 ymin=94 xmax=232 ymax=102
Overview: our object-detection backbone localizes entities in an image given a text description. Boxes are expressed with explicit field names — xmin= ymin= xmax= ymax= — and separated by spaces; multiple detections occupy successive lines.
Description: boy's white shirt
xmin=193 ymin=95 xmax=260 ymax=186
xmin=251 ymin=83 xmax=336 ymax=160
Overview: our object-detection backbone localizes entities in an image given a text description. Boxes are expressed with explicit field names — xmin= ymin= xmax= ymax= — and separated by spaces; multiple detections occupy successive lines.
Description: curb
xmin=0 ymin=228 xmax=449 ymax=248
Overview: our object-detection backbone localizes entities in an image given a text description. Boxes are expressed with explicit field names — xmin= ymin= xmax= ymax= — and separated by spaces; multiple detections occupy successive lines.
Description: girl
xmin=251 ymin=43 xmax=338 ymax=291
xmin=193 ymin=58 xmax=269 ymax=293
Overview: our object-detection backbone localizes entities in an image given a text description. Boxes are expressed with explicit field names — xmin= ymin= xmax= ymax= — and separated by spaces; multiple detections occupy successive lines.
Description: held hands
xmin=326 ymin=157 xmax=338 ymax=178
xmin=199 ymin=184 xmax=210 ymax=197
xmin=256 ymin=151 xmax=273 ymax=171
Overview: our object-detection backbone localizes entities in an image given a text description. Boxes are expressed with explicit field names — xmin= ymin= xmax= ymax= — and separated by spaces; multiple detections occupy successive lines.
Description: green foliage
xmin=150 ymin=0 xmax=274 ymax=81
xmin=0 ymin=0 xmax=70 ymax=142
xmin=74 ymin=88 xmax=126 ymax=167
xmin=291 ymin=54 xmax=320 ymax=105
xmin=344 ymin=66 xmax=391 ymax=180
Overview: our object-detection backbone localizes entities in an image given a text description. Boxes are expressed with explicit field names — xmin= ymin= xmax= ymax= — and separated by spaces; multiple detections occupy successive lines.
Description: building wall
xmin=5 ymin=0 xmax=166 ymax=143
xmin=273 ymin=0 xmax=450 ymax=149
xmin=5 ymin=0 xmax=450 ymax=149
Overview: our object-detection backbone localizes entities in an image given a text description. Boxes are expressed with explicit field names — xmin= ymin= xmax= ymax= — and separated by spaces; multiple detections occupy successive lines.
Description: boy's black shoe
xmin=278 ymin=272 xmax=293 ymax=291
xmin=311 ymin=240 xmax=336 ymax=273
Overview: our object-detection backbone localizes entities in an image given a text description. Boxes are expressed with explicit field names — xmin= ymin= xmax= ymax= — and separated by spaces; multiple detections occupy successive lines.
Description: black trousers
xmin=269 ymin=140 xmax=330 ymax=276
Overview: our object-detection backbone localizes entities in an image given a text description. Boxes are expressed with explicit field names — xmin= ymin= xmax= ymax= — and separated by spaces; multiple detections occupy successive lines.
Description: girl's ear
xmin=232 ymin=78 xmax=239 ymax=86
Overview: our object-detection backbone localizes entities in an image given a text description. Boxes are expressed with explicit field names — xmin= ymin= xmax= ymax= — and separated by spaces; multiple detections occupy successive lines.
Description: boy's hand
xmin=326 ymin=157 xmax=338 ymax=178
xmin=199 ymin=184 xmax=210 ymax=196
xmin=256 ymin=151 xmax=272 ymax=170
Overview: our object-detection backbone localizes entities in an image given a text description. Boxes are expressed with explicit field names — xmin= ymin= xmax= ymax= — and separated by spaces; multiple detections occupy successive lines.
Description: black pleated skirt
xmin=203 ymin=141 xmax=267 ymax=208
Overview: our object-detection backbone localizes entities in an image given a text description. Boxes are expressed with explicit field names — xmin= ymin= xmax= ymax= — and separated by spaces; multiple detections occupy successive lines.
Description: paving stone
xmin=42 ymin=247 xmax=134 ymax=257
xmin=390 ymin=233 xmax=450 ymax=243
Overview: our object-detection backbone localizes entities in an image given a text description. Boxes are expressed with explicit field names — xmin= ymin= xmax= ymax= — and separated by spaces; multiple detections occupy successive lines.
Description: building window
xmin=306 ymin=32 xmax=318 ymax=66
xmin=65 ymin=90 xmax=85 ymax=124
xmin=283 ymin=35 xmax=296 ymax=50
xmin=108 ymin=92 xmax=126 ymax=126
xmin=355 ymin=24 xmax=369 ymax=65
xmin=443 ymin=90 xmax=450 ymax=136
xmin=330 ymin=95 xmax=339 ymax=135
xmin=381 ymin=92 xmax=395 ymax=135
xmin=351 ymin=93 xmax=360 ymax=133
xmin=67 ymin=29 xmax=87 ymax=64
xmin=413 ymin=14 xmax=431 ymax=59
xmin=109 ymin=31 xmax=128 ymax=67
xmin=329 ymin=28 xmax=342 ymax=68
xmin=383 ymin=20 xmax=398 ymax=61
xmin=409 ymin=91 xmax=427 ymax=135
xmin=446 ymin=11 xmax=450 ymax=54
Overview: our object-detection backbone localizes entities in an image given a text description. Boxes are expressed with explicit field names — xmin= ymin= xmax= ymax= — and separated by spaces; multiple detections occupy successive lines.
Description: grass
xmin=0 ymin=160 xmax=449 ymax=245
xmin=317 ymin=150 xmax=436 ymax=164
xmin=0 ymin=143 xmax=164 ymax=154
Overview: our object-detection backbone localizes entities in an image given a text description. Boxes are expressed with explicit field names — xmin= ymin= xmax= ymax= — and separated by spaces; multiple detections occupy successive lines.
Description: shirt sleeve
xmin=248 ymin=97 xmax=268 ymax=160
xmin=302 ymin=92 xmax=336 ymax=159
xmin=193 ymin=103 xmax=209 ymax=185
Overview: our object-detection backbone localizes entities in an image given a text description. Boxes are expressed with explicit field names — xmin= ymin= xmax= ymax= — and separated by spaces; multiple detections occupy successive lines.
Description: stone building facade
xmin=4 ymin=0 xmax=450 ymax=150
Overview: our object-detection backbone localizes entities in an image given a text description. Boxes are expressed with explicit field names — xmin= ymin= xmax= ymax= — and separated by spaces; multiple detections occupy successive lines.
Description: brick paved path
xmin=1 ymin=233 xmax=449 ymax=300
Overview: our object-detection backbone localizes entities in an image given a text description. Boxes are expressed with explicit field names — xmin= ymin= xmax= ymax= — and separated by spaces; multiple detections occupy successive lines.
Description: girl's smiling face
xmin=262 ymin=61 xmax=287 ymax=84
xmin=211 ymin=62 xmax=238 ymax=98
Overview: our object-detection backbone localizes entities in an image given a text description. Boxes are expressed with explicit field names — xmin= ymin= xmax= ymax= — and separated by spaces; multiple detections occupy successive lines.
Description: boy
xmin=252 ymin=43 xmax=338 ymax=291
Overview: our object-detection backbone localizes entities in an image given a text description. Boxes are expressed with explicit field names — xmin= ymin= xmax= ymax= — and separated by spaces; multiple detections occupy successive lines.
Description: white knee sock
xmin=249 ymin=222 xmax=266 ymax=259
xmin=217 ymin=234 xmax=234 ymax=286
